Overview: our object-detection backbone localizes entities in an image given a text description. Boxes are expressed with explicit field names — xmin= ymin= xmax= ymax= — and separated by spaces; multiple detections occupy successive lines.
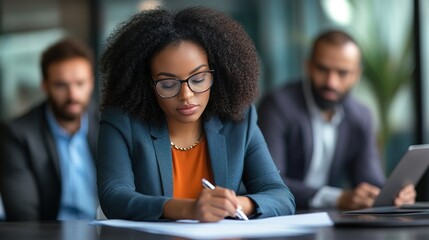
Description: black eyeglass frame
xmin=152 ymin=70 xmax=215 ymax=99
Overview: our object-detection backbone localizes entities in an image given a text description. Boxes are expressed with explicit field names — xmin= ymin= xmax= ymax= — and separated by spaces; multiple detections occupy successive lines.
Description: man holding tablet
xmin=258 ymin=30 xmax=416 ymax=210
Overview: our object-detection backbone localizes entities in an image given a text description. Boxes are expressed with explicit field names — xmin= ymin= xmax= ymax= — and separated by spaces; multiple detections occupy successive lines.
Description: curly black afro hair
xmin=100 ymin=6 xmax=260 ymax=122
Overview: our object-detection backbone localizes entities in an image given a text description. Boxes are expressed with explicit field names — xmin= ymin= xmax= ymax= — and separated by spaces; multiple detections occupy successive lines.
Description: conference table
xmin=1 ymin=214 xmax=429 ymax=240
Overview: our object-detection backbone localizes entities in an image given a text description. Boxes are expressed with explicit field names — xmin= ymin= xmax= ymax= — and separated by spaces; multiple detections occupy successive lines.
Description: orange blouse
xmin=171 ymin=136 xmax=214 ymax=199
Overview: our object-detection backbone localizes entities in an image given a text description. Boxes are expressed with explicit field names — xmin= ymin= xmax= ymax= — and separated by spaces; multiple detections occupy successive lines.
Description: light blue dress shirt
xmin=46 ymin=108 xmax=97 ymax=220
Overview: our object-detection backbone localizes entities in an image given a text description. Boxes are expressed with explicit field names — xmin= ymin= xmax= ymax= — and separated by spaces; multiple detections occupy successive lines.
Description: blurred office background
xmin=0 ymin=0 xmax=428 ymax=198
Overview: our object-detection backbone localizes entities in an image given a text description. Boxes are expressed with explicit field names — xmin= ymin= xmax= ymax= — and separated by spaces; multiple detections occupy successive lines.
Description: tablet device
xmin=373 ymin=144 xmax=429 ymax=207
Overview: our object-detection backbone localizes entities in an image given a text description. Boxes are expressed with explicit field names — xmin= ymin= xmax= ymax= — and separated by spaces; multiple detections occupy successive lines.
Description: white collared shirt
xmin=302 ymin=80 xmax=344 ymax=208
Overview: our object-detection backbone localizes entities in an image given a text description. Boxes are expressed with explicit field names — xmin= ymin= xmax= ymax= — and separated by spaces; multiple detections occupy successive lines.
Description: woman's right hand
xmin=193 ymin=186 xmax=239 ymax=222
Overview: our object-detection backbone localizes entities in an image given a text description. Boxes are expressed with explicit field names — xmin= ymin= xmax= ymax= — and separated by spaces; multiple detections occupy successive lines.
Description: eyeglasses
xmin=152 ymin=70 xmax=214 ymax=99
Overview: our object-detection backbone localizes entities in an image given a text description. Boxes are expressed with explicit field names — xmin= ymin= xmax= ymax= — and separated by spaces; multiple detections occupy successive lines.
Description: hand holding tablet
xmin=373 ymin=144 xmax=429 ymax=207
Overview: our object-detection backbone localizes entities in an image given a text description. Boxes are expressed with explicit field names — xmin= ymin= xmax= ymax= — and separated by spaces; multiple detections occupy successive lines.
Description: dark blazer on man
xmin=0 ymin=101 xmax=99 ymax=220
xmin=257 ymin=81 xmax=385 ymax=209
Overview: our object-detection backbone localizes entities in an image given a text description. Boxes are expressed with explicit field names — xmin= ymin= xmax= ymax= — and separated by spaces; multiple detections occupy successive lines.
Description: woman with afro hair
xmin=97 ymin=6 xmax=295 ymax=222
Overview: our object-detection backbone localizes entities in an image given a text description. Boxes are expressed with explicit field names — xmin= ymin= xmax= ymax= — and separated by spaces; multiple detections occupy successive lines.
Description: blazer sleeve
xmin=0 ymin=123 xmax=41 ymax=220
xmin=96 ymin=107 xmax=169 ymax=221
xmin=258 ymin=94 xmax=319 ymax=209
xmin=241 ymin=106 xmax=296 ymax=217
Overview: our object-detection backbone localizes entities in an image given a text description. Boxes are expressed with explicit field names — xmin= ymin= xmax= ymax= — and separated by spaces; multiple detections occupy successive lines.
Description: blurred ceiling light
xmin=139 ymin=0 xmax=163 ymax=11
xmin=321 ymin=0 xmax=353 ymax=25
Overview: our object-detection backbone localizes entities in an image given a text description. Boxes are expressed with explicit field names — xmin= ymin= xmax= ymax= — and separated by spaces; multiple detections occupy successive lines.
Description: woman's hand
xmin=193 ymin=186 xmax=239 ymax=222
xmin=163 ymin=186 xmax=254 ymax=222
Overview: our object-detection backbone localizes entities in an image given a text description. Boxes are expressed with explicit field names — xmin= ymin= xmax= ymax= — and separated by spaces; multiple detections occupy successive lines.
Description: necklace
xmin=170 ymin=133 xmax=203 ymax=151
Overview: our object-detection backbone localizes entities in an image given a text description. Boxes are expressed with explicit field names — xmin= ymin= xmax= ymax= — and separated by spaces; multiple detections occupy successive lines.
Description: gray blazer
xmin=97 ymin=105 xmax=295 ymax=221
xmin=258 ymin=81 xmax=385 ymax=209
xmin=0 ymin=101 xmax=99 ymax=220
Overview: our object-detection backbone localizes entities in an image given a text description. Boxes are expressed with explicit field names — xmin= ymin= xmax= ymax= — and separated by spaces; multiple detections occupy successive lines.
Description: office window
xmin=0 ymin=0 xmax=91 ymax=120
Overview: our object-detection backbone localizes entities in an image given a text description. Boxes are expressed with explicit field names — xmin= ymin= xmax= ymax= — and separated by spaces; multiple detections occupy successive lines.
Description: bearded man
xmin=0 ymin=38 xmax=98 ymax=220
xmin=257 ymin=30 xmax=415 ymax=210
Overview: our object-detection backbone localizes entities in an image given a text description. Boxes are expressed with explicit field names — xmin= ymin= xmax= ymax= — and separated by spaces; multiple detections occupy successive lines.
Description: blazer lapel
xmin=150 ymin=122 xmax=173 ymax=197
xmin=204 ymin=117 xmax=228 ymax=188
xmin=300 ymin=85 xmax=314 ymax=178
xmin=41 ymin=104 xmax=61 ymax=183
xmin=328 ymin=120 xmax=348 ymax=186
xmin=302 ymin=114 xmax=313 ymax=177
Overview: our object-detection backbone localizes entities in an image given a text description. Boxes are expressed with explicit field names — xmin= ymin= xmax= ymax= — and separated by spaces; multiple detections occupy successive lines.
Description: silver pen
xmin=201 ymin=178 xmax=249 ymax=221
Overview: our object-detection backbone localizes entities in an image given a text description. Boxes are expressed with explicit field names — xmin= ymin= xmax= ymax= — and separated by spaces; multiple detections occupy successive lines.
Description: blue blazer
xmin=258 ymin=81 xmax=385 ymax=209
xmin=97 ymin=105 xmax=295 ymax=221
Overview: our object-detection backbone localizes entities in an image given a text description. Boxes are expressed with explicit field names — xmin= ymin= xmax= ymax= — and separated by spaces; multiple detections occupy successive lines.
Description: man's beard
xmin=49 ymin=99 xmax=86 ymax=122
xmin=310 ymin=82 xmax=348 ymax=110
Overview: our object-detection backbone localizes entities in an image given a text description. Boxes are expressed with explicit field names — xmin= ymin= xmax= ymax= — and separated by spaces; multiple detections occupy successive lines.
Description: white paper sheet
xmin=92 ymin=212 xmax=333 ymax=239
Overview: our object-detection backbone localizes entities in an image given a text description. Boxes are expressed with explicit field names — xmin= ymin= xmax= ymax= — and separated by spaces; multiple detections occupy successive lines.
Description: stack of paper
xmin=92 ymin=212 xmax=333 ymax=239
